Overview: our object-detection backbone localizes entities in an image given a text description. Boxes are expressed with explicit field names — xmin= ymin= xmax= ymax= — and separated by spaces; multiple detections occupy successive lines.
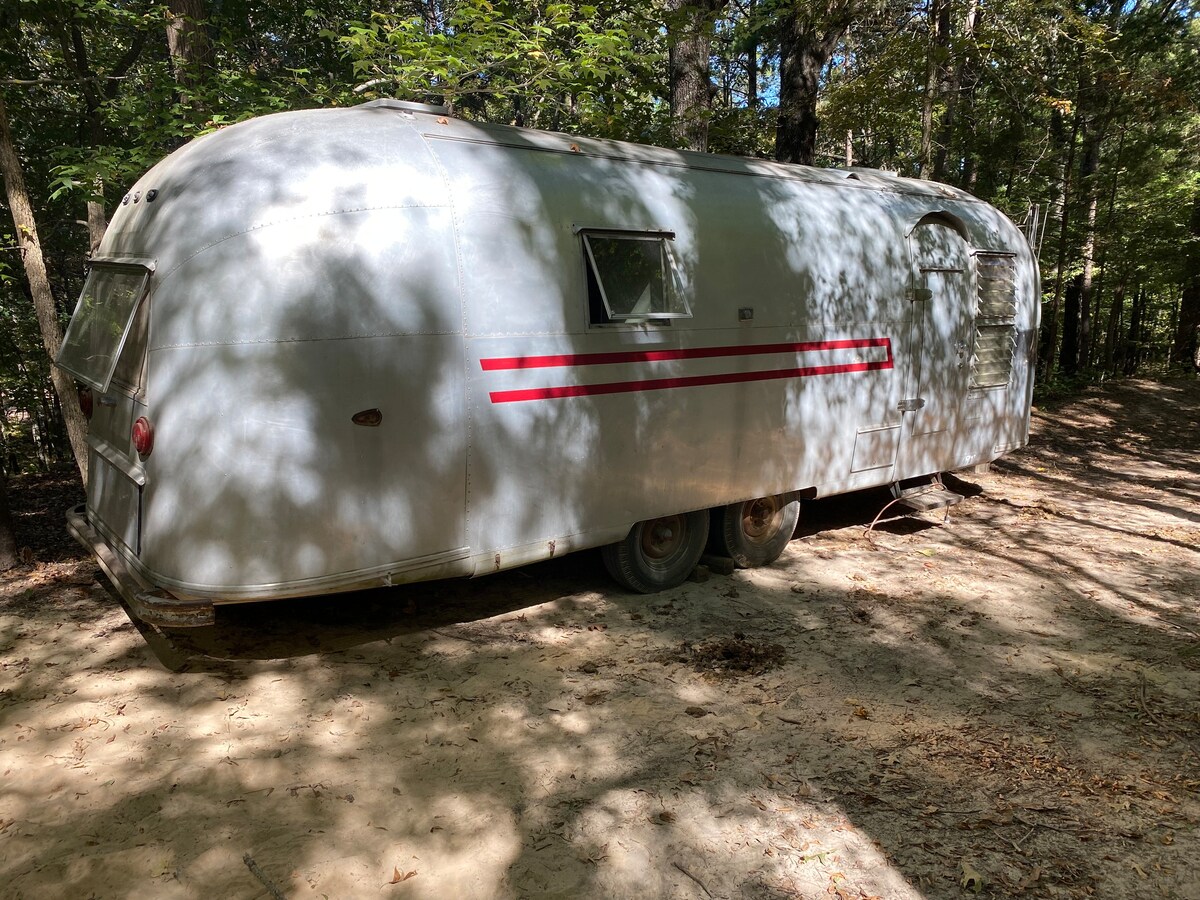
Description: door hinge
xmin=898 ymin=397 xmax=926 ymax=412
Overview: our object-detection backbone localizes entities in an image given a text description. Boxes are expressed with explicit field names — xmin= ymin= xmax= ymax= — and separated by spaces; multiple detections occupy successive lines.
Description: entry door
xmin=897 ymin=220 xmax=974 ymax=476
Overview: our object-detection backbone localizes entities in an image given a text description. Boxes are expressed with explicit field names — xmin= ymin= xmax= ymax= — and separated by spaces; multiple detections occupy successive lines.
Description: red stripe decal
xmin=480 ymin=338 xmax=892 ymax=371
xmin=489 ymin=357 xmax=893 ymax=404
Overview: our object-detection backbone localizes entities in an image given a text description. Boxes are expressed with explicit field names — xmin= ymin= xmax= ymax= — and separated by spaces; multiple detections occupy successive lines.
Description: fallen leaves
xmin=387 ymin=867 xmax=417 ymax=885
xmin=658 ymin=636 xmax=786 ymax=678
xmin=844 ymin=698 xmax=870 ymax=719
xmin=959 ymin=859 xmax=986 ymax=893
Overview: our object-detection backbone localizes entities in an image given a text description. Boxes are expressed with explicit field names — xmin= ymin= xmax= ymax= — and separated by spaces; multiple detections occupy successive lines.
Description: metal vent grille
xmin=972 ymin=254 xmax=1017 ymax=387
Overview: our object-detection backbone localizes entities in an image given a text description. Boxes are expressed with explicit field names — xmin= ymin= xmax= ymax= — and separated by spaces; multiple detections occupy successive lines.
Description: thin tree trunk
xmin=0 ymin=468 xmax=19 ymax=571
xmin=1090 ymin=128 xmax=1125 ymax=370
xmin=87 ymin=190 xmax=107 ymax=253
xmin=1173 ymin=192 xmax=1200 ymax=371
xmin=0 ymin=93 xmax=89 ymax=484
xmin=746 ymin=0 xmax=759 ymax=109
xmin=1103 ymin=273 xmax=1126 ymax=375
xmin=55 ymin=23 xmax=145 ymax=250
xmin=1039 ymin=108 xmax=1080 ymax=379
xmin=1124 ymin=284 xmax=1145 ymax=375
xmin=1061 ymin=274 xmax=1082 ymax=376
xmin=918 ymin=0 xmax=949 ymax=178
xmin=1076 ymin=121 xmax=1103 ymax=371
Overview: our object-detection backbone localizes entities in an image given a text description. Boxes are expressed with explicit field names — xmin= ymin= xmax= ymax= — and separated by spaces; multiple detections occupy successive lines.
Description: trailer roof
xmin=357 ymin=98 xmax=981 ymax=205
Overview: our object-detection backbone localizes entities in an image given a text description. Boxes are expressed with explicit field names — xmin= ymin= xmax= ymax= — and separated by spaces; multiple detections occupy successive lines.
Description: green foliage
xmin=331 ymin=1 xmax=666 ymax=139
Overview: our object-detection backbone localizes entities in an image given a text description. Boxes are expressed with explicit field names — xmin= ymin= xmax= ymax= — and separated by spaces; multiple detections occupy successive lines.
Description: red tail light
xmin=78 ymin=387 xmax=93 ymax=420
xmin=132 ymin=416 xmax=154 ymax=457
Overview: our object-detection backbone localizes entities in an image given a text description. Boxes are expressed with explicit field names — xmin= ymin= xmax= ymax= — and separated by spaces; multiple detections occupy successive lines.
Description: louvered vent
xmin=972 ymin=254 xmax=1017 ymax=387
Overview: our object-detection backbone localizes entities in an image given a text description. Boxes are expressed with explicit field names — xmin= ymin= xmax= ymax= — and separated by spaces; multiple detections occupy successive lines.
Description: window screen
xmin=972 ymin=254 xmax=1017 ymax=388
xmin=583 ymin=233 xmax=689 ymax=322
xmin=57 ymin=264 xmax=151 ymax=392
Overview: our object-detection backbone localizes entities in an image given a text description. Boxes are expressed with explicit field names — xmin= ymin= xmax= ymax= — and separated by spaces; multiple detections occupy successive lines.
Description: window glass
xmin=110 ymin=292 xmax=149 ymax=392
xmin=971 ymin=254 xmax=1017 ymax=388
xmin=57 ymin=265 xmax=150 ymax=392
xmin=583 ymin=234 xmax=689 ymax=322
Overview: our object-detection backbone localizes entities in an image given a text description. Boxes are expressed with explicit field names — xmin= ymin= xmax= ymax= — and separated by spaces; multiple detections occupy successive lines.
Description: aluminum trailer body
xmin=58 ymin=99 xmax=1038 ymax=626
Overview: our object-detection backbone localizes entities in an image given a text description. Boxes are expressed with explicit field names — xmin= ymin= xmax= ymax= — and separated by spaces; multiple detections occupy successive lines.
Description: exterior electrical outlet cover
xmin=56 ymin=101 xmax=1038 ymax=625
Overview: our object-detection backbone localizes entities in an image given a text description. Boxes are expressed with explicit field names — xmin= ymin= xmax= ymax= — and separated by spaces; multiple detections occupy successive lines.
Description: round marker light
xmin=132 ymin=416 xmax=154 ymax=457
xmin=78 ymin=387 xmax=93 ymax=421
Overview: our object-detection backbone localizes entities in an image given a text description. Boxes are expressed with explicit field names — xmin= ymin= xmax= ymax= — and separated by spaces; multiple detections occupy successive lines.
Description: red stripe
xmin=480 ymin=338 xmax=891 ymax=371
xmin=489 ymin=358 xmax=893 ymax=404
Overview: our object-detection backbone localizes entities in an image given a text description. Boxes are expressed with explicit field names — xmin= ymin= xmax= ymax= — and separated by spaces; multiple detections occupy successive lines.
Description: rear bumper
xmin=65 ymin=503 xmax=214 ymax=627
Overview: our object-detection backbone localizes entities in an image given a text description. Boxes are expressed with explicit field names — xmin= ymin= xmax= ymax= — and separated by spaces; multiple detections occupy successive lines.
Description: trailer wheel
xmin=601 ymin=510 xmax=709 ymax=593
xmin=714 ymin=495 xmax=799 ymax=568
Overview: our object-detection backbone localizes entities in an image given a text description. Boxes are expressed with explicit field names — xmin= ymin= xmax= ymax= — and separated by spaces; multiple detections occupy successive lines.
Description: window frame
xmin=970 ymin=251 xmax=1019 ymax=389
xmin=576 ymin=227 xmax=690 ymax=325
xmin=56 ymin=259 xmax=153 ymax=394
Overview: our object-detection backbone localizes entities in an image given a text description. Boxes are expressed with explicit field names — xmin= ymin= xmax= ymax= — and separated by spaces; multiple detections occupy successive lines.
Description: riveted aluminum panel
xmin=64 ymin=101 xmax=1037 ymax=608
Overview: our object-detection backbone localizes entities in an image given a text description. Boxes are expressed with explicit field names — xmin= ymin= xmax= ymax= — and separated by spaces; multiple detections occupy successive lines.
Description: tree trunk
xmin=775 ymin=5 xmax=859 ymax=165
xmin=1172 ymin=192 xmax=1200 ymax=372
xmin=918 ymin=0 xmax=949 ymax=178
xmin=776 ymin=31 xmax=822 ymax=164
xmin=666 ymin=0 xmax=726 ymax=152
xmin=0 ymin=468 xmax=18 ymax=572
xmin=746 ymin=0 xmax=759 ymax=110
xmin=1090 ymin=127 xmax=1125 ymax=372
xmin=1103 ymin=273 xmax=1126 ymax=375
xmin=933 ymin=0 xmax=978 ymax=182
xmin=54 ymin=23 xmax=145 ymax=250
xmin=1060 ymin=274 xmax=1082 ymax=376
xmin=1039 ymin=107 xmax=1079 ymax=379
xmin=1075 ymin=120 xmax=1103 ymax=371
xmin=166 ymin=0 xmax=211 ymax=89
xmin=1124 ymin=284 xmax=1145 ymax=376
xmin=87 ymin=191 xmax=107 ymax=254
xmin=0 ymin=93 xmax=89 ymax=484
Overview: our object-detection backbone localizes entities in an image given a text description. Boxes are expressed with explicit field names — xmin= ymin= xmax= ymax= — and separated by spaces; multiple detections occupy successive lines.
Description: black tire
xmin=601 ymin=510 xmax=710 ymax=593
xmin=713 ymin=495 xmax=800 ymax=568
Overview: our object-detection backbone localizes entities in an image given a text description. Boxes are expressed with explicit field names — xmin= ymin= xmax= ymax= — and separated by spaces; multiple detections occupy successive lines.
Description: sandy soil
xmin=2 ymin=378 xmax=1198 ymax=899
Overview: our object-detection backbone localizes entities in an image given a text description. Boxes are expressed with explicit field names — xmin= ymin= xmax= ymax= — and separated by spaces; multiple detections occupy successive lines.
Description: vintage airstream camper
xmin=58 ymin=98 xmax=1038 ymax=626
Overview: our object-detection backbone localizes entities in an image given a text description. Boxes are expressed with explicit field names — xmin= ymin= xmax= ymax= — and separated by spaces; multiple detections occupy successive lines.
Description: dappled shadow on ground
xmin=129 ymin=554 xmax=614 ymax=671
xmin=1 ymin=378 xmax=1198 ymax=899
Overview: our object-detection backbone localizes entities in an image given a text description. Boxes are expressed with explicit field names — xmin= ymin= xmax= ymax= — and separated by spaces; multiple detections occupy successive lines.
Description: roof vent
xmin=359 ymin=98 xmax=451 ymax=116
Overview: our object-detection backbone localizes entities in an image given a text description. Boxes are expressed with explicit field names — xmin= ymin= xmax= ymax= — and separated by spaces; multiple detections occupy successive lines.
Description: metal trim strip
xmin=488 ymin=356 xmax=894 ymax=404
xmin=481 ymin=337 xmax=892 ymax=371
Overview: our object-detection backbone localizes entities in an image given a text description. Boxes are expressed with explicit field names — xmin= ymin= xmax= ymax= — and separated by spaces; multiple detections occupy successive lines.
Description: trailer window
xmin=57 ymin=264 xmax=150 ymax=393
xmin=110 ymin=293 xmax=149 ymax=392
xmin=972 ymin=254 xmax=1017 ymax=388
xmin=583 ymin=233 xmax=689 ymax=323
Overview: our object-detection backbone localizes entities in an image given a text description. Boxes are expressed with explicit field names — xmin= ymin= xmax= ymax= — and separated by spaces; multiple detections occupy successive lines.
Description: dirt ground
xmin=2 ymin=378 xmax=1198 ymax=899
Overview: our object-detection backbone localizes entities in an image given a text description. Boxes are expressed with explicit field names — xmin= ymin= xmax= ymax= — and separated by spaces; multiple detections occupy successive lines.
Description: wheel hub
xmin=641 ymin=515 xmax=685 ymax=560
xmin=742 ymin=497 xmax=782 ymax=542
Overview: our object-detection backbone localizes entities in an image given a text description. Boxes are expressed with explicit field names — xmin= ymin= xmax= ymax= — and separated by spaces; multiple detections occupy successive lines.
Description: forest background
xmin=1 ymin=0 xmax=1198 ymax=513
